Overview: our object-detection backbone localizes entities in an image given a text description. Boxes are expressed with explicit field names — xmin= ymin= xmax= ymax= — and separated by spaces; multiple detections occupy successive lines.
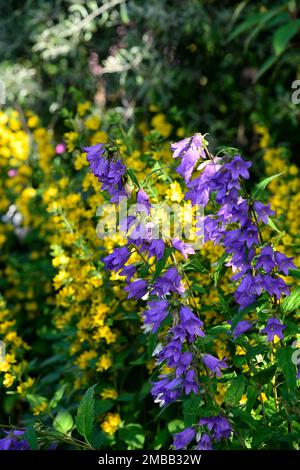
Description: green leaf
xmin=183 ymin=396 xmax=202 ymax=426
xmin=252 ymin=172 xmax=284 ymax=198
xmin=214 ymin=253 xmax=229 ymax=286
xmin=94 ymin=399 xmax=114 ymax=414
xmin=167 ymin=419 xmax=185 ymax=434
xmin=50 ymin=384 xmax=67 ymax=409
xmin=246 ymin=385 xmax=259 ymax=413
xmin=127 ymin=168 xmax=140 ymax=188
xmin=26 ymin=394 xmax=48 ymax=409
xmin=281 ymin=287 xmax=300 ymax=313
xmin=273 ymin=20 xmax=300 ymax=56
xmin=288 ymin=269 xmax=300 ymax=280
xmin=153 ymin=428 xmax=169 ymax=449
xmin=225 ymin=376 xmax=246 ymax=405
xmin=267 ymin=217 xmax=282 ymax=234
xmin=23 ymin=426 xmax=38 ymax=450
xmin=276 ymin=346 xmax=297 ymax=394
xmin=183 ymin=258 xmax=208 ymax=273
xmin=254 ymin=55 xmax=279 ymax=82
xmin=53 ymin=409 xmax=74 ymax=434
xmin=227 ymin=12 xmax=267 ymax=41
xmin=75 ymin=384 xmax=96 ymax=445
xmin=118 ymin=424 xmax=145 ymax=449
xmin=253 ymin=365 xmax=277 ymax=386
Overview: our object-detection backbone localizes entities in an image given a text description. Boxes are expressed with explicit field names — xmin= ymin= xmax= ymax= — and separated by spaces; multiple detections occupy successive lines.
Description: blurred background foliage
xmin=0 ymin=0 xmax=299 ymax=153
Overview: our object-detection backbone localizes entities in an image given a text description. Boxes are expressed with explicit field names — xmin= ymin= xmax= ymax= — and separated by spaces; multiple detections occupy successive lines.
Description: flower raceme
xmin=85 ymin=133 xmax=296 ymax=450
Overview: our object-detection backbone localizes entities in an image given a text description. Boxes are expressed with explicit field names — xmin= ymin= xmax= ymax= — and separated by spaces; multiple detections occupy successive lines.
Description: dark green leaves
xmin=118 ymin=424 xmax=145 ymax=449
xmin=225 ymin=376 xmax=246 ymax=406
xmin=75 ymin=384 xmax=97 ymax=446
xmin=276 ymin=347 xmax=297 ymax=395
xmin=281 ymin=288 xmax=300 ymax=314
xmin=252 ymin=172 xmax=284 ymax=199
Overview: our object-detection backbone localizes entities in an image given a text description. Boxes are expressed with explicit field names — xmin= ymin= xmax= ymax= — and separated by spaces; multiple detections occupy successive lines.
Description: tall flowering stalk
xmin=85 ymin=133 xmax=298 ymax=450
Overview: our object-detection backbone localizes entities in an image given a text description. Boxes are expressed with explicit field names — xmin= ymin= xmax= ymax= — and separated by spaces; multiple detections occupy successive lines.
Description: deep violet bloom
xmin=148 ymin=239 xmax=165 ymax=260
xmin=172 ymin=239 xmax=195 ymax=259
xmin=102 ymin=246 xmax=130 ymax=272
xmin=232 ymin=320 xmax=252 ymax=339
xmin=274 ymin=251 xmax=296 ymax=275
xmin=151 ymin=376 xmax=182 ymax=407
xmin=0 ymin=430 xmax=30 ymax=450
xmin=173 ymin=427 xmax=196 ymax=450
xmin=152 ymin=267 xmax=184 ymax=297
xmin=255 ymin=245 xmax=276 ymax=273
xmin=124 ymin=279 xmax=148 ymax=299
xmin=84 ymin=143 xmax=107 ymax=178
xmin=137 ymin=188 xmax=151 ymax=215
xmin=202 ymin=354 xmax=228 ymax=377
xmin=197 ymin=433 xmax=213 ymax=450
xmin=180 ymin=306 xmax=205 ymax=340
xmin=261 ymin=317 xmax=286 ymax=342
xmin=254 ymin=201 xmax=274 ymax=224
xmin=143 ymin=300 xmax=169 ymax=332
xmin=183 ymin=368 xmax=199 ymax=394
xmin=200 ymin=416 xmax=232 ymax=441
xmin=225 ymin=155 xmax=251 ymax=180
xmin=172 ymin=134 xmax=205 ymax=182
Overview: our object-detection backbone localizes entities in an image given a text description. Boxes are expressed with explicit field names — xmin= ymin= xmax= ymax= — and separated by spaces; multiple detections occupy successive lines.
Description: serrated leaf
xmin=75 ymin=384 xmax=96 ymax=445
xmin=288 ymin=269 xmax=300 ymax=280
xmin=252 ymin=172 xmax=284 ymax=198
xmin=225 ymin=376 xmax=245 ymax=405
xmin=276 ymin=346 xmax=297 ymax=394
xmin=53 ymin=409 xmax=74 ymax=434
xmin=273 ymin=20 xmax=300 ymax=56
xmin=281 ymin=287 xmax=300 ymax=313
xmin=118 ymin=424 xmax=145 ymax=449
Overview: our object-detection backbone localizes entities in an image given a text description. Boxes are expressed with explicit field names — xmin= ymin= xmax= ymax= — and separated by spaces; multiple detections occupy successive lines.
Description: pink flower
xmin=55 ymin=143 xmax=66 ymax=154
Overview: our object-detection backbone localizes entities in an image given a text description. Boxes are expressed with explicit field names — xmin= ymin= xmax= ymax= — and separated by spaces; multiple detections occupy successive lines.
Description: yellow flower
xmin=96 ymin=354 xmax=112 ymax=372
xmin=64 ymin=132 xmax=79 ymax=152
xmin=101 ymin=413 xmax=121 ymax=435
xmin=77 ymin=101 xmax=91 ymax=116
xmin=27 ymin=115 xmax=40 ymax=128
xmin=101 ymin=388 xmax=118 ymax=400
xmin=151 ymin=113 xmax=172 ymax=138
xmin=33 ymin=401 xmax=48 ymax=415
xmin=3 ymin=373 xmax=14 ymax=387
xmin=165 ymin=181 xmax=184 ymax=203
xmin=85 ymin=115 xmax=101 ymax=130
